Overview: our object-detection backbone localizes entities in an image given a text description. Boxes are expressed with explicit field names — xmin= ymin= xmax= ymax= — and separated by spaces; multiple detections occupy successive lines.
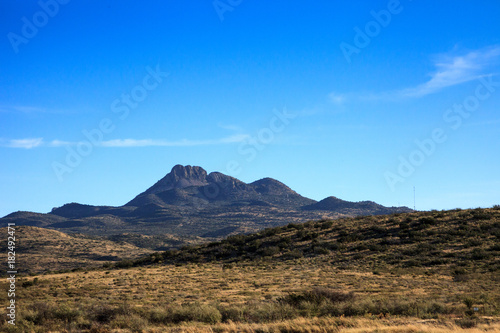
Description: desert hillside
xmin=1 ymin=208 xmax=498 ymax=332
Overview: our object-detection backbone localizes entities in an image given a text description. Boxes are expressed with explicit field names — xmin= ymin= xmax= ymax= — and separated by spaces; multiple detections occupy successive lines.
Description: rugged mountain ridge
xmin=126 ymin=165 xmax=314 ymax=209
xmin=0 ymin=165 xmax=412 ymax=239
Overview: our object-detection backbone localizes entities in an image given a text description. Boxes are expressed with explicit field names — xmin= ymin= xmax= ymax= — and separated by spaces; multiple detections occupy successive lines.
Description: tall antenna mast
xmin=413 ymin=186 xmax=416 ymax=211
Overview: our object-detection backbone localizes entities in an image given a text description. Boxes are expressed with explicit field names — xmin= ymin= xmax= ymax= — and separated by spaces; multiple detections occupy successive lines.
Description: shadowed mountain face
xmin=0 ymin=165 xmax=412 ymax=239
xmin=126 ymin=165 xmax=314 ymax=209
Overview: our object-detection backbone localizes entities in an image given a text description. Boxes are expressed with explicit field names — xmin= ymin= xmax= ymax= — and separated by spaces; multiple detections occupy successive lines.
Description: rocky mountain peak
xmin=143 ymin=165 xmax=209 ymax=195
xmin=170 ymin=165 xmax=207 ymax=182
xmin=250 ymin=177 xmax=296 ymax=195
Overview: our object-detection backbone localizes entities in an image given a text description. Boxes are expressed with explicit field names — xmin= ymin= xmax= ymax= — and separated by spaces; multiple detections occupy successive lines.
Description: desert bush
xmin=261 ymin=227 xmax=280 ymax=237
xmin=218 ymin=305 xmax=247 ymax=322
xmin=258 ymin=246 xmax=280 ymax=257
xmin=471 ymin=209 xmax=491 ymax=220
xmin=167 ymin=303 xmax=222 ymax=324
xmin=54 ymin=304 xmax=82 ymax=323
xmin=287 ymin=223 xmax=304 ymax=230
xmin=456 ymin=317 xmax=477 ymax=328
xmin=279 ymin=288 xmax=355 ymax=307
xmin=451 ymin=268 xmax=469 ymax=282
xmin=418 ymin=217 xmax=437 ymax=226
xmin=471 ymin=248 xmax=489 ymax=260
xmin=313 ymin=246 xmax=330 ymax=255
xmin=110 ymin=314 xmax=147 ymax=332
xmin=225 ymin=234 xmax=247 ymax=246
xmin=115 ymin=260 xmax=134 ymax=268
xmin=91 ymin=303 xmax=130 ymax=323
xmin=320 ymin=221 xmax=334 ymax=229
xmin=244 ymin=302 xmax=297 ymax=322
xmin=283 ymin=249 xmax=303 ymax=259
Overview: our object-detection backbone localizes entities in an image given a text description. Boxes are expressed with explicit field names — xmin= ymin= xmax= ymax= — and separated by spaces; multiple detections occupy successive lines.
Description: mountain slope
xmin=302 ymin=196 xmax=410 ymax=215
xmin=126 ymin=165 xmax=315 ymax=209
xmin=126 ymin=207 xmax=500 ymax=274
xmin=0 ymin=165 xmax=411 ymax=239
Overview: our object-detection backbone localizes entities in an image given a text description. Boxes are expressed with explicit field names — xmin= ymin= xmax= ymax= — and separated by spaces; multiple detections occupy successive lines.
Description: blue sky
xmin=1 ymin=0 xmax=500 ymax=217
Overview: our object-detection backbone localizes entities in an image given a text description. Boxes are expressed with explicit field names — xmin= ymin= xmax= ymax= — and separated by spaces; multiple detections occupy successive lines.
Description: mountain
xmin=0 ymin=165 xmax=411 ymax=241
xmin=126 ymin=165 xmax=314 ymax=209
xmin=302 ymin=196 xmax=405 ymax=215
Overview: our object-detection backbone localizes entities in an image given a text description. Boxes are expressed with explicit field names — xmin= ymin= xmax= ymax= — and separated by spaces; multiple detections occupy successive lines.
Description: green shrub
xmin=283 ymin=249 xmax=303 ymax=259
xmin=456 ymin=317 xmax=477 ymax=328
xmin=258 ymin=246 xmax=280 ymax=257
xmin=167 ymin=303 xmax=222 ymax=324
xmin=313 ymin=246 xmax=330 ymax=255
xmin=111 ymin=314 xmax=148 ymax=332
xmin=279 ymin=288 xmax=355 ymax=307
xmin=54 ymin=304 xmax=82 ymax=323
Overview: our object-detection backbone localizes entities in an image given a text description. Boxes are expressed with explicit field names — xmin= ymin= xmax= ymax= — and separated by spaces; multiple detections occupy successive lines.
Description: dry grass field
xmin=0 ymin=208 xmax=499 ymax=332
xmin=1 ymin=259 xmax=499 ymax=332
xmin=0 ymin=226 xmax=155 ymax=274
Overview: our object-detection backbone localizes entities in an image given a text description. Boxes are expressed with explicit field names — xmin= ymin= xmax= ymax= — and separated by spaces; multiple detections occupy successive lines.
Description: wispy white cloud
xmin=398 ymin=46 xmax=500 ymax=98
xmin=0 ymin=138 xmax=44 ymax=149
xmin=48 ymin=140 xmax=74 ymax=147
xmin=0 ymin=105 xmax=47 ymax=113
xmin=100 ymin=134 xmax=249 ymax=147
xmin=1 ymin=135 xmax=250 ymax=149
xmin=217 ymin=123 xmax=245 ymax=132
xmin=330 ymin=46 xmax=500 ymax=102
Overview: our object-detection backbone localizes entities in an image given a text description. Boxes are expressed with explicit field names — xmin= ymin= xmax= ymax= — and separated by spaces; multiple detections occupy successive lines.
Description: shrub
xmin=456 ymin=317 xmax=477 ymax=328
xmin=283 ymin=249 xmax=303 ymax=259
xmin=226 ymin=234 xmax=247 ymax=246
xmin=54 ymin=304 xmax=82 ymax=323
xmin=91 ymin=304 xmax=128 ymax=323
xmin=471 ymin=248 xmax=489 ymax=260
xmin=218 ymin=305 xmax=247 ymax=322
xmin=111 ymin=314 xmax=147 ymax=332
xmin=418 ymin=217 xmax=437 ymax=226
xmin=287 ymin=223 xmax=305 ymax=230
xmin=258 ymin=246 xmax=280 ymax=257
xmin=452 ymin=268 xmax=470 ymax=282
xmin=278 ymin=288 xmax=355 ymax=307
xmin=115 ymin=260 xmax=134 ymax=269
xmin=313 ymin=246 xmax=330 ymax=255
xmin=321 ymin=221 xmax=334 ymax=229
xmin=167 ymin=303 xmax=222 ymax=324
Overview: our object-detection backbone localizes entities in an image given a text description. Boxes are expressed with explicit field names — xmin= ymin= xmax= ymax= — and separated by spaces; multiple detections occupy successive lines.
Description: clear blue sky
xmin=1 ymin=0 xmax=500 ymax=217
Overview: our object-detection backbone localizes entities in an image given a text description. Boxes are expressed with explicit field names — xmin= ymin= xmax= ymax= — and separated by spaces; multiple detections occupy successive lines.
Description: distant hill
xmin=302 ymin=196 xmax=404 ymax=215
xmin=125 ymin=207 xmax=500 ymax=274
xmin=0 ymin=226 xmax=154 ymax=274
xmin=0 ymin=165 xmax=411 ymax=240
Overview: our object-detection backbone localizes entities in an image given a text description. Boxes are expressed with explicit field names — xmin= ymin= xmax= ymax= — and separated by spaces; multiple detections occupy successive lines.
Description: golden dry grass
xmin=0 ymin=226 xmax=154 ymax=274
xmin=0 ymin=261 xmax=498 ymax=332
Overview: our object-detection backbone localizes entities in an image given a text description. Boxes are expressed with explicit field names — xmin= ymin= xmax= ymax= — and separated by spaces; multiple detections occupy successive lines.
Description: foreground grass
xmin=149 ymin=317 xmax=500 ymax=332
xmin=0 ymin=261 xmax=498 ymax=332
xmin=0 ymin=208 xmax=498 ymax=331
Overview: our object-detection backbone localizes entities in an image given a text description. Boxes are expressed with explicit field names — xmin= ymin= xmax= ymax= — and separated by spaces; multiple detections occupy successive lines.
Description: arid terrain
xmin=1 ymin=207 xmax=499 ymax=332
